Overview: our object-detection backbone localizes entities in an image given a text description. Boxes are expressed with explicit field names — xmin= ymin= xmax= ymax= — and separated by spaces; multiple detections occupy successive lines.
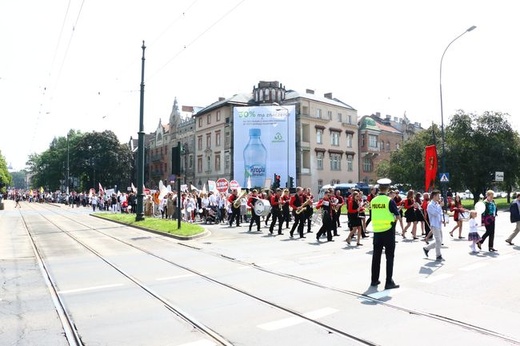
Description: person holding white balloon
xmin=477 ymin=190 xmax=498 ymax=252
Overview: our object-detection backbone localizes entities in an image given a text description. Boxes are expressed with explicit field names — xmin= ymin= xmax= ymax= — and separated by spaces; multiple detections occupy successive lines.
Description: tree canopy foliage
xmin=386 ymin=110 xmax=520 ymax=200
xmin=27 ymin=130 xmax=134 ymax=192
xmin=0 ymin=150 xmax=12 ymax=193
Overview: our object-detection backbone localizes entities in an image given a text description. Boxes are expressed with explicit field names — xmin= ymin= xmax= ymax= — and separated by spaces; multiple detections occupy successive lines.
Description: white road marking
xmin=156 ymin=272 xmax=209 ymax=281
xmin=361 ymin=287 xmax=406 ymax=301
xmin=419 ymin=273 xmax=453 ymax=283
xmin=177 ymin=340 xmax=216 ymax=346
xmin=494 ymin=253 xmax=516 ymax=261
xmin=459 ymin=262 xmax=488 ymax=271
xmin=258 ymin=307 xmax=338 ymax=331
xmin=59 ymin=283 xmax=123 ymax=294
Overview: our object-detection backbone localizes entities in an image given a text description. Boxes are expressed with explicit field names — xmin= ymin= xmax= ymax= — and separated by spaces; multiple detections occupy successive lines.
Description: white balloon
xmin=474 ymin=201 xmax=485 ymax=214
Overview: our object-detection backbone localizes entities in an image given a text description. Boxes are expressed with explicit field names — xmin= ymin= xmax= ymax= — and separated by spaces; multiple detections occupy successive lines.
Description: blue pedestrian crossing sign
xmin=439 ymin=173 xmax=450 ymax=182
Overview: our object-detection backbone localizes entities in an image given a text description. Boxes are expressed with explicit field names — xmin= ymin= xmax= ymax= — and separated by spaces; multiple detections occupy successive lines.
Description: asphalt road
xmin=1 ymin=199 xmax=519 ymax=345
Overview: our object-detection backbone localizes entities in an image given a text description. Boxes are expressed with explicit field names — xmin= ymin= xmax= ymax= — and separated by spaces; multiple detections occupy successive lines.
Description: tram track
xmin=22 ymin=202 xmax=520 ymax=345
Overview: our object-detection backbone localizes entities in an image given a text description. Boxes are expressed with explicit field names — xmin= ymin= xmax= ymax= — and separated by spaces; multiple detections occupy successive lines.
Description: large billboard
xmin=233 ymin=105 xmax=296 ymax=189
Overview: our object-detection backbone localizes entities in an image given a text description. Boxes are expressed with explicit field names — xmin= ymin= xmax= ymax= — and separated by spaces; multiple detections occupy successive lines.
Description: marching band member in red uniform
xmin=289 ymin=187 xmax=307 ymax=238
xmin=247 ymin=189 xmax=261 ymax=232
xmin=269 ymin=188 xmax=284 ymax=235
xmin=316 ymin=188 xmax=334 ymax=242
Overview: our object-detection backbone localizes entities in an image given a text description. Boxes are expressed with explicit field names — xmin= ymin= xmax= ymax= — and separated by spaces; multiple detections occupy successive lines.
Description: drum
xmin=254 ymin=199 xmax=271 ymax=217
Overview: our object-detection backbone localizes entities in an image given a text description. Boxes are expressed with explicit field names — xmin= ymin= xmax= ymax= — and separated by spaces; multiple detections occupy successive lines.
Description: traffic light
xmin=272 ymin=173 xmax=281 ymax=189
xmin=289 ymin=176 xmax=294 ymax=188
xmin=171 ymin=144 xmax=181 ymax=175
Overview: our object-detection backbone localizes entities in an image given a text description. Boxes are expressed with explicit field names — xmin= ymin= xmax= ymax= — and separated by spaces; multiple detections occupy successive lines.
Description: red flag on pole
xmin=425 ymin=145 xmax=438 ymax=192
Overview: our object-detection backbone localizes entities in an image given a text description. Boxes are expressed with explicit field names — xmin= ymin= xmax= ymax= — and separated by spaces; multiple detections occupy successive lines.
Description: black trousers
xmin=480 ymin=221 xmax=495 ymax=249
xmin=249 ymin=212 xmax=261 ymax=231
xmin=290 ymin=211 xmax=306 ymax=237
xmin=316 ymin=211 xmax=332 ymax=241
xmin=269 ymin=210 xmax=283 ymax=234
xmin=229 ymin=206 xmax=241 ymax=226
xmin=371 ymin=223 xmax=396 ymax=284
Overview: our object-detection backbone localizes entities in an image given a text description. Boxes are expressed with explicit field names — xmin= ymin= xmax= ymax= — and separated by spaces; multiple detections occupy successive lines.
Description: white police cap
xmin=376 ymin=178 xmax=392 ymax=185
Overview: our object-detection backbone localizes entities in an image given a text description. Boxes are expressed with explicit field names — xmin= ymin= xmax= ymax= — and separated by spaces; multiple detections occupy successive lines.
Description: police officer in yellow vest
xmin=370 ymin=178 xmax=401 ymax=289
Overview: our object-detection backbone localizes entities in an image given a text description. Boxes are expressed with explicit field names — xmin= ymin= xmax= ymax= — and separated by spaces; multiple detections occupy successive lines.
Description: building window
xmin=301 ymin=123 xmax=310 ymax=143
xmin=216 ymin=130 xmax=221 ymax=146
xmin=346 ymin=133 xmax=353 ymax=148
xmin=207 ymin=113 xmax=211 ymax=125
xmin=363 ymin=157 xmax=372 ymax=172
xmin=216 ymin=110 xmax=221 ymax=121
xmin=330 ymin=131 xmax=340 ymax=146
xmin=396 ymin=143 xmax=400 ymax=150
xmin=330 ymin=153 xmax=341 ymax=171
xmin=380 ymin=140 xmax=384 ymax=151
xmin=206 ymin=133 xmax=211 ymax=148
xmin=197 ymin=136 xmax=202 ymax=150
xmin=198 ymin=117 xmax=203 ymax=128
xmin=347 ymin=155 xmax=353 ymax=172
xmin=302 ymin=150 xmax=310 ymax=170
xmin=327 ymin=110 xmax=332 ymax=120
xmin=361 ymin=134 xmax=365 ymax=147
xmin=215 ymin=153 xmax=221 ymax=171
xmin=225 ymin=152 xmax=230 ymax=170
xmin=188 ymin=154 xmax=193 ymax=169
xmin=316 ymin=108 xmax=322 ymax=119
xmin=206 ymin=156 xmax=211 ymax=172
xmin=337 ymin=113 xmax=342 ymax=122
xmin=316 ymin=129 xmax=323 ymax=144
xmin=197 ymin=156 xmax=202 ymax=173
xmin=346 ymin=114 xmax=352 ymax=124
xmin=225 ymin=131 xmax=231 ymax=147
xmin=386 ymin=141 xmax=390 ymax=151
xmin=369 ymin=134 xmax=378 ymax=149
xmin=317 ymin=152 xmax=324 ymax=170
xmin=318 ymin=179 xmax=323 ymax=191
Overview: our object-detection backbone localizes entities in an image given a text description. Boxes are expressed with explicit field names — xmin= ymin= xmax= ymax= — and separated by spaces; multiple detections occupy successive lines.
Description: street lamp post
xmin=136 ymin=41 xmax=146 ymax=221
xmin=439 ymin=25 xmax=476 ymax=203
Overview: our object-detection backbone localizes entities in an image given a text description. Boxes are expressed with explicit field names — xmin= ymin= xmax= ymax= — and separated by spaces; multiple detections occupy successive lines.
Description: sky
xmin=1 ymin=0 xmax=519 ymax=171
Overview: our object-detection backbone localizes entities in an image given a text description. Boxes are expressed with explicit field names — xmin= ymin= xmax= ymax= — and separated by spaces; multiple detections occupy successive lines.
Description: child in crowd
xmin=468 ymin=210 xmax=481 ymax=253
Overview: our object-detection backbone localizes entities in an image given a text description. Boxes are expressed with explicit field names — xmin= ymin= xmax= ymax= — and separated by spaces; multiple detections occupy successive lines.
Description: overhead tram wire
xmin=29 ymin=0 xmax=75 ymax=157
xmin=29 ymin=0 xmax=86 ymax=158
xmin=97 ymin=0 xmax=247 ymax=123
xmin=146 ymin=0 xmax=247 ymax=82
xmin=95 ymin=0 xmax=202 ymax=121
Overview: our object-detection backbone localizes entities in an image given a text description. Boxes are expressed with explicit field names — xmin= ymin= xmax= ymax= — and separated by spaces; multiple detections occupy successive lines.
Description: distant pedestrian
xmin=467 ymin=210 xmax=481 ymax=253
xmin=15 ymin=194 xmax=21 ymax=208
xmin=505 ymin=192 xmax=520 ymax=246
xmin=423 ymin=190 xmax=445 ymax=261
xmin=477 ymin=190 xmax=498 ymax=252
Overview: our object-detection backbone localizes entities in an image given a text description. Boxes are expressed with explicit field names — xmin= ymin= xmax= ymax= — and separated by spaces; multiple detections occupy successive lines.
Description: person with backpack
xmin=506 ymin=192 xmax=520 ymax=245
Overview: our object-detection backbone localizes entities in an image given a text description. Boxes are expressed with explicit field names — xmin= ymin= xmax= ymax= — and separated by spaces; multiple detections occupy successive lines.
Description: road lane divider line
xmin=258 ymin=307 xmax=338 ymax=330
xmin=419 ymin=273 xmax=453 ymax=283
xmin=459 ymin=262 xmax=488 ymax=271
xmin=59 ymin=283 xmax=123 ymax=294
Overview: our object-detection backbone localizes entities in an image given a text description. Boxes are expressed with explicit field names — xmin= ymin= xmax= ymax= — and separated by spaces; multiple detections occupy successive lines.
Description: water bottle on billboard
xmin=243 ymin=128 xmax=267 ymax=187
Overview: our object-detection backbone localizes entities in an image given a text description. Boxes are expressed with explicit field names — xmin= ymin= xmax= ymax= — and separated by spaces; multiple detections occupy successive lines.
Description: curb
xmin=89 ymin=213 xmax=210 ymax=240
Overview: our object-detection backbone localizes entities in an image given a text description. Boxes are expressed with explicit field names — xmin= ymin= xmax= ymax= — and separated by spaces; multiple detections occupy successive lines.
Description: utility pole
xmin=136 ymin=41 xmax=146 ymax=221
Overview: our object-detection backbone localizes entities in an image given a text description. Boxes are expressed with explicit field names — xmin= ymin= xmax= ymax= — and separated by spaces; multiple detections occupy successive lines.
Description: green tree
xmin=27 ymin=130 xmax=134 ymax=193
xmin=446 ymin=110 xmax=520 ymax=203
xmin=0 ymin=151 xmax=12 ymax=193
xmin=388 ymin=125 xmax=441 ymax=191
xmin=10 ymin=171 xmax=27 ymax=189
